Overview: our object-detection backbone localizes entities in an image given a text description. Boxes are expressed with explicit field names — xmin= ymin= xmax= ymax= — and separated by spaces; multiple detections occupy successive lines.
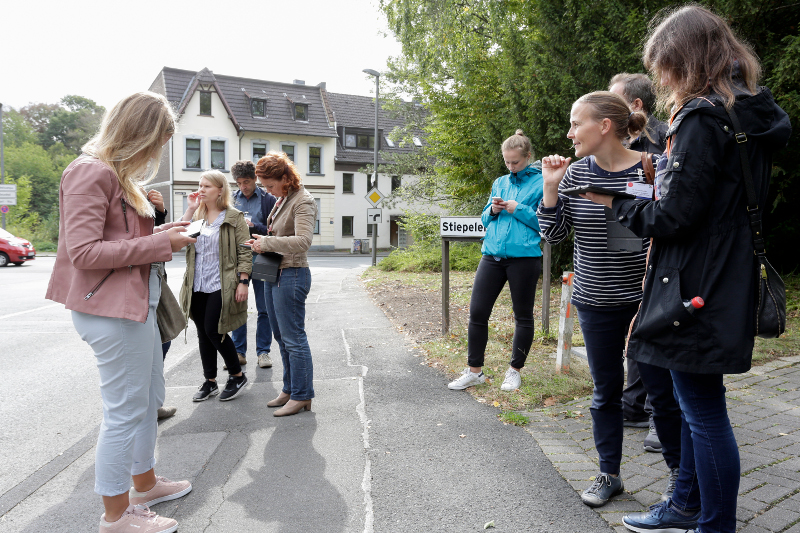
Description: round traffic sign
xmin=0 ymin=205 xmax=9 ymax=214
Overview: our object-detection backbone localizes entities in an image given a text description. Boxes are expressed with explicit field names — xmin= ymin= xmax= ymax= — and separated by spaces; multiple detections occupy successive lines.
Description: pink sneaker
xmin=129 ymin=476 xmax=192 ymax=507
xmin=99 ymin=504 xmax=177 ymax=532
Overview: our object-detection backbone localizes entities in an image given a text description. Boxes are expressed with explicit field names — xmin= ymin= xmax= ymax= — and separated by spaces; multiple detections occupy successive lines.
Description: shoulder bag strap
xmin=724 ymin=106 xmax=765 ymax=255
xmin=640 ymin=152 xmax=656 ymax=186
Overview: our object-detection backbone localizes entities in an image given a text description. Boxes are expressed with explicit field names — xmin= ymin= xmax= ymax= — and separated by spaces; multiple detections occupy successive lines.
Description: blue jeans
xmin=231 ymin=277 xmax=272 ymax=355
xmin=263 ymin=267 xmax=314 ymax=401
xmin=669 ymin=371 xmax=738 ymax=533
xmin=576 ymin=302 xmax=682 ymax=475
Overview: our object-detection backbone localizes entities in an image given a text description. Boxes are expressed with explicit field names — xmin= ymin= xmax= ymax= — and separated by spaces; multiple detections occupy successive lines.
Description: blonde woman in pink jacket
xmin=47 ymin=92 xmax=196 ymax=533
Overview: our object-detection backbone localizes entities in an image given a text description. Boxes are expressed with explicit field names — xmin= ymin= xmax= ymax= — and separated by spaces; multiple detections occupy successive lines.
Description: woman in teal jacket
xmin=448 ymin=130 xmax=544 ymax=393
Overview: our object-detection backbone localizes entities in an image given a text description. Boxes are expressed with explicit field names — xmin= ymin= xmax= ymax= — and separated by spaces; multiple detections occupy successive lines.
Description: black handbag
xmin=251 ymin=251 xmax=283 ymax=283
xmin=725 ymin=106 xmax=786 ymax=338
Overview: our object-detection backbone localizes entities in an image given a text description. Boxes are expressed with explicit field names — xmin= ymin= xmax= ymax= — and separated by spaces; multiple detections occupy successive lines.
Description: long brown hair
xmin=255 ymin=151 xmax=302 ymax=196
xmin=83 ymin=92 xmax=176 ymax=217
xmin=643 ymin=4 xmax=761 ymax=112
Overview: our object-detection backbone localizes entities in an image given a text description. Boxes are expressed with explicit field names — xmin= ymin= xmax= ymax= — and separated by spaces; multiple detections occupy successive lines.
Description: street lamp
xmin=363 ymin=69 xmax=380 ymax=267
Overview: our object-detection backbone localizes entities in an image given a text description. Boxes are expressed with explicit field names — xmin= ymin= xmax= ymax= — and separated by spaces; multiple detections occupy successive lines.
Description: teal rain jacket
xmin=480 ymin=165 xmax=544 ymax=258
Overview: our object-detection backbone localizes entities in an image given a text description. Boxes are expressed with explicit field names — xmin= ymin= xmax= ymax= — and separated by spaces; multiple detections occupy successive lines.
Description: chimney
xmin=293 ymin=79 xmax=305 ymax=85
xmin=317 ymin=82 xmax=326 ymax=89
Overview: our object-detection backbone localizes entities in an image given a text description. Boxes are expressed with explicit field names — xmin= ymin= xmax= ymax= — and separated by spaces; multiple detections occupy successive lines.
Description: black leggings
xmin=190 ymin=290 xmax=241 ymax=379
xmin=467 ymin=255 xmax=542 ymax=369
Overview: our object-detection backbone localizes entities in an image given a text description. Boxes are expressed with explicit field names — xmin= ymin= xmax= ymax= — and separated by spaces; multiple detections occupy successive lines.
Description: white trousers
xmin=72 ymin=265 xmax=165 ymax=497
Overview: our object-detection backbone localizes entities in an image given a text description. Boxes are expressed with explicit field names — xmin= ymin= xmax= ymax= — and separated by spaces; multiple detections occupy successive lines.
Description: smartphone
xmin=185 ymin=219 xmax=205 ymax=238
xmin=492 ymin=196 xmax=503 ymax=202
xmin=239 ymin=243 xmax=252 ymax=248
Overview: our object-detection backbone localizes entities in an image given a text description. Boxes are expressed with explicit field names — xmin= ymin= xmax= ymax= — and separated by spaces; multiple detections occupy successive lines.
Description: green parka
xmin=179 ymin=208 xmax=253 ymax=334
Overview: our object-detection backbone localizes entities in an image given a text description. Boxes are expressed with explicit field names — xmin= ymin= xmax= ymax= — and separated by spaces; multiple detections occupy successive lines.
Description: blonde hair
xmin=574 ymin=91 xmax=648 ymax=141
xmin=193 ymin=170 xmax=234 ymax=221
xmin=501 ymin=129 xmax=532 ymax=159
xmin=83 ymin=92 xmax=177 ymax=217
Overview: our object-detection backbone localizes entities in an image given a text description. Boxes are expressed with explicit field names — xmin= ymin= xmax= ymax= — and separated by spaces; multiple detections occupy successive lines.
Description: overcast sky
xmin=1 ymin=0 xmax=404 ymax=111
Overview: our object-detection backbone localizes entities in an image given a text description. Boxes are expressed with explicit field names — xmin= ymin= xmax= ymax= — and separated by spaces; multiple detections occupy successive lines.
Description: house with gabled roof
xmin=148 ymin=66 xmax=436 ymax=250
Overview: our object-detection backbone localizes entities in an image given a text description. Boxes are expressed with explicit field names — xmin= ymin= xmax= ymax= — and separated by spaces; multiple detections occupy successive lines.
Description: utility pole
xmin=1 ymin=103 xmax=5 ymax=230
xmin=363 ymin=69 xmax=380 ymax=267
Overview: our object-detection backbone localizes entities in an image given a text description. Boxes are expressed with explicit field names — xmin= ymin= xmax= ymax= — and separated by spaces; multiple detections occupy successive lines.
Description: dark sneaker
xmin=581 ymin=473 xmax=624 ymax=507
xmin=192 ymin=381 xmax=219 ymax=402
xmin=219 ymin=374 xmax=248 ymax=401
xmin=644 ymin=423 xmax=662 ymax=453
xmin=623 ymin=418 xmax=651 ymax=428
xmin=662 ymin=467 xmax=679 ymax=502
xmin=623 ymin=500 xmax=700 ymax=533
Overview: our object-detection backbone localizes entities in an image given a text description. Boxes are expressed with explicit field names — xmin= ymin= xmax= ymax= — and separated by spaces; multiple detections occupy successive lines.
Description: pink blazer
xmin=46 ymin=156 xmax=175 ymax=323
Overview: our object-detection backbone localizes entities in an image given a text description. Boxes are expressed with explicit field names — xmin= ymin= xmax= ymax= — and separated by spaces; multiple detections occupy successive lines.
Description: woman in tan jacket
xmin=248 ymin=151 xmax=317 ymax=417
xmin=46 ymin=92 xmax=194 ymax=532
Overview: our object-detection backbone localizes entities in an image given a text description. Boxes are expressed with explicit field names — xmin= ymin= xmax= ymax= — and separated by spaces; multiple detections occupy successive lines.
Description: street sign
xmin=440 ymin=216 xmax=486 ymax=238
xmin=367 ymin=208 xmax=382 ymax=224
xmin=0 ymin=206 xmax=8 ymax=214
xmin=364 ymin=187 xmax=384 ymax=207
xmin=0 ymin=184 xmax=17 ymax=206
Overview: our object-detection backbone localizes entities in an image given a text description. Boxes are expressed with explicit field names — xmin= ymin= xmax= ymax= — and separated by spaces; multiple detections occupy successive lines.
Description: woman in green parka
xmin=179 ymin=170 xmax=252 ymax=402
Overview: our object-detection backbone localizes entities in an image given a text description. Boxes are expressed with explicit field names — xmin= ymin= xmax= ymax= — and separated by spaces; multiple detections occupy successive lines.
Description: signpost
xmin=440 ymin=217 xmax=486 ymax=334
xmin=365 ymin=186 xmax=384 ymax=266
xmin=0 ymin=184 xmax=18 ymax=205
xmin=367 ymin=208 xmax=382 ymax=224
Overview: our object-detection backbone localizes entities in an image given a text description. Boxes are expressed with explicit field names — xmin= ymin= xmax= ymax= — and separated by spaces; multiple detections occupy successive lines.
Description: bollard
xmin=556 ymin=271 xmax=575 ymax=373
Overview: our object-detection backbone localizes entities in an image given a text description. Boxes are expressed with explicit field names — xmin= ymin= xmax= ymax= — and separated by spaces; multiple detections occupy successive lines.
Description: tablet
xmin=561 ymin=185 xmax=635 ymax=199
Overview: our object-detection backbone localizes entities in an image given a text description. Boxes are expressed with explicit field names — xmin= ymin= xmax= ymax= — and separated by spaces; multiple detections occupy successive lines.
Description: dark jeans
xmin=669 ymin=370 xmax=738 ymax=533
xmin=190 ymin=290 xmax=242 ymax=379
xmin=622 ymin=358 xmax=653 ymax=421
xmin=576 ymin=302 xmax=681 ymax=474
xmin=467 ymin=255 xmax=542 ymax=369
xmin=263 ymin=267 xmax=314 ymax=401
xmin=230 ymin=277 xmax=272 ymax=355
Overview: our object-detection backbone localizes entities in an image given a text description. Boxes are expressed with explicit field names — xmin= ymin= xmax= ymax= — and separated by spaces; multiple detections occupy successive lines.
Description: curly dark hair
xmin=255 ymin=151 xmax=302 ymax=196
xmin=231 ymin=160 xmax=257 ymax=181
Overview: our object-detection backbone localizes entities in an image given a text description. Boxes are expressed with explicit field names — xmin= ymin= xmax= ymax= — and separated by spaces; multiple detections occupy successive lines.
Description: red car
xmin=0 ymin=228 xmax=36 ymax=266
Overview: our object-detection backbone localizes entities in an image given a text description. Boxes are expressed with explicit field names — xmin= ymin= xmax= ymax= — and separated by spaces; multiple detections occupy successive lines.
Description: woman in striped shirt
xmin=179 ymin=170 xmax=252 ymax=402
xmin=537 ymin=92 xmax=682 ymax=509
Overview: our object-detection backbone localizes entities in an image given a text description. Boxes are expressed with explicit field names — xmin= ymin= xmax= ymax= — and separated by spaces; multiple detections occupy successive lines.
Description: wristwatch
xmin=239 ymin=279 xmax=250 ymax=286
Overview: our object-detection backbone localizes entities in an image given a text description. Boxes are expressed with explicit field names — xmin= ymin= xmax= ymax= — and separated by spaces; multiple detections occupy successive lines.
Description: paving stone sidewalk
xmin=521 ymin=355 xmax=800 ymax=533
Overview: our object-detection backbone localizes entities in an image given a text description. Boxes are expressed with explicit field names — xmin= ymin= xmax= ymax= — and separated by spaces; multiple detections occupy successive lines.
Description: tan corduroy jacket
xmin=258 ymin=186 xmax=316 ymax=268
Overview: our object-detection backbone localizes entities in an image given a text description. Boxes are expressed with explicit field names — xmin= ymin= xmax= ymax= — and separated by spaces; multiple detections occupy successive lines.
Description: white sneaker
xmin=448 ymin=368 xmax=486 ymax=390
xmin=258 ymin=352 xmax=273 ymax=368
xmin=500 ymin=368 xmax=521 ymax=391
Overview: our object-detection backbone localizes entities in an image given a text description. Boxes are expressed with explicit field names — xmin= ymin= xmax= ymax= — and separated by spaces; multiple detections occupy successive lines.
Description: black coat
xmin=611 ymin=87 xmax=791 ymax=374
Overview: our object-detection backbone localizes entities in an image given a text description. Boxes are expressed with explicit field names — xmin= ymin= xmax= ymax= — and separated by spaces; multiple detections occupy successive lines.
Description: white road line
xmin=0 ymin=303 xmax=61 ymax=320
xmin=341 ymin=328 xmax=373 ymax=533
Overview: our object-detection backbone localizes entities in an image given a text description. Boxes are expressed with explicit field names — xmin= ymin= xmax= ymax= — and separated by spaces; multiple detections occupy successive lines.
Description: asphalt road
xmin=0 ymin=255 xmax=611 ymax=532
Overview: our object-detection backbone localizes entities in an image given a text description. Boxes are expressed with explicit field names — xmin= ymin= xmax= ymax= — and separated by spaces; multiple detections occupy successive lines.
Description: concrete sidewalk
xmin=522 ymin=356 xmax=800 ymax=533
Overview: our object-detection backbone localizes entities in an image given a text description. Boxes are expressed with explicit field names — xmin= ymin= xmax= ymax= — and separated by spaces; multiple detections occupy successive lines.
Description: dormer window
xmin=345 ymin=132 xmax=374 ymax=149
xmin=294 ymin=103 xmax=308 ymax=121
xmin=199 ymin=92 xmax=212 ymax=116
xmin=251 ymin=99 xmax=267 ymax=118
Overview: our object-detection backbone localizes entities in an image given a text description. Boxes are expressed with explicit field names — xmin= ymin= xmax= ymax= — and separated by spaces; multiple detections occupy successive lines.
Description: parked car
xmin=0 ymin=228 xmax=36 ymax=266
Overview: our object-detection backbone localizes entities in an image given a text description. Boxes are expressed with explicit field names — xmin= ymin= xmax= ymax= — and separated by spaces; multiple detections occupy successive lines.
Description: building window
xmin=345 ymin=133 xmax=374 ymax=149
xmin=391 ymin=176 xmax=402 ymax=191
xmin=252 ymin=142 xmax=267 ymax=163
xmin=251 ymin=99 xmax=266 ymax=117
xmin=282 ymin=144 xmax=295 ymax=162
xmin=384 ymin=136 xmax=395 ymax=147
xmin=412 ymin=136 xmax=423 ymax=147
xmin=314 ymin=198 xmax=321 ymax=234
xmin=210 ymin=140 xmax=226 ymax=170
xmin=186 ymin=138 xmax=201 ymax=169
xmin=343 ymin=173 xmax=354 ymax=193
xmin=342 ymin=216 xmax=354 ymax=237
xmin=199 ymin=92 xmax=212 ymax=116
xmin=367 ymin=222 xmax=379 ymax=237
xmin=294 ymin=104 xmax=308 ymax=121
xmin=309 ymin=146 xmax=321 ymax=174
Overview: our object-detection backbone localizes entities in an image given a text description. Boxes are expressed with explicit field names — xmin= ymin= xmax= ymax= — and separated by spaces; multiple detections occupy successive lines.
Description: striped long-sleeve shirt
xmin=193 ymin=210 xmax=227 ymax=293
xmin=536 ymin=156 xmax=651 ymax=307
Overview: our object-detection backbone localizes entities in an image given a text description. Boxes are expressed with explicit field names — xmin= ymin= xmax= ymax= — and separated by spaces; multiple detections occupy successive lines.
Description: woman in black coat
xmin=585 ymin=6 xmax=791 ymax=533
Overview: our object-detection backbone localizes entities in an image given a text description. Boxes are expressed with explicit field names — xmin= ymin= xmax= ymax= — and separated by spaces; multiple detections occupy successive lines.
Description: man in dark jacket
xmin=609 ymin=73 xmax=667 ymax=452
xmin=231 ymin=160 xmax=277 ymax=369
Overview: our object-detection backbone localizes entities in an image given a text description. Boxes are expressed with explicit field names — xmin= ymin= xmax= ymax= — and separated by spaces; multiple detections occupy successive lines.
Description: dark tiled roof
xmin=150 ymin=67 xmax=337 ymax=138
xmin=326 ymin=92 xmax=425 ymax=165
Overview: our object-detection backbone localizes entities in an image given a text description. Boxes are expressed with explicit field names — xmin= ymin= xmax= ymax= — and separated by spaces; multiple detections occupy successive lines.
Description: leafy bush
xmin=379 ymin=241 xmax=482 ymax=272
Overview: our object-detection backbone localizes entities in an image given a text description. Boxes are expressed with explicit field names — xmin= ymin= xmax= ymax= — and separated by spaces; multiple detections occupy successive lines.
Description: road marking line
xmin=342 ymin=328 xmax=373 ymax=533
xmin=0 ymin=303 xmax=61 ymax=320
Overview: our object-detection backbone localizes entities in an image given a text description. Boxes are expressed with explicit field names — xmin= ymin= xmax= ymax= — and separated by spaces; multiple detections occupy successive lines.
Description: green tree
xmin=40 ymin=95 xmax=105 ymax=153
xmin=4 ymin=142 xmax=60 ymax=219
xmin=1 ymin=108 xmax=38 ymax=146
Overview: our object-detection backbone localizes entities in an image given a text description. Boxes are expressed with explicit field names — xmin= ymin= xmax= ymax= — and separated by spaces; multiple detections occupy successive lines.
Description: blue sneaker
xmin=581 ymin=473 xmax=624 ymax=507
xmin=623 ymin=500 xmax=700 ymax=533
